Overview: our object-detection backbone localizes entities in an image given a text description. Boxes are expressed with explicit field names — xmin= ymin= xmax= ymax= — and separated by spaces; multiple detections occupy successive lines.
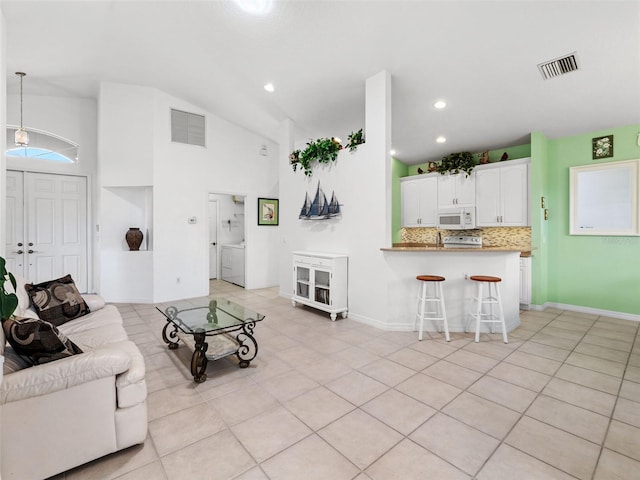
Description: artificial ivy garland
xmin=290 ymin=128 xmax=365 ymax=176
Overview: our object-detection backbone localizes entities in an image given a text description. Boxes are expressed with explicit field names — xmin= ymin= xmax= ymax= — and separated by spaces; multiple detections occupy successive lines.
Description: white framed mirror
xmin=570 ymin=159 xmax=640 ymax=236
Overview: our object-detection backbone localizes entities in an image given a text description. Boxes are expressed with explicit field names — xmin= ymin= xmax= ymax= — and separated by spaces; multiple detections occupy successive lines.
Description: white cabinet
xmin=437 ymin=172 xmax=475 ymax=208
xmin=292 ymin=252 xmax=348 ymax=321
xmin=519 ymin=256 xmax=531 ymax=308
xmin=221 ymin=245 xmax=245 ymax=287
xmin=401 ymin=175 xmax=438 ymax=227
xmin=476 ymin=159 xmax=529 ymax=226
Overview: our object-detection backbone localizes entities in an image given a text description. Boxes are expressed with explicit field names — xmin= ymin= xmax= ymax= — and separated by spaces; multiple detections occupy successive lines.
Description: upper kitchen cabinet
xmin=401 ymin=175 xmax=438 ymax=227
xmin=476 ymin=158 xmax=530 ymax=226
xmin=437 ymin=172 xmax=476 ymax=208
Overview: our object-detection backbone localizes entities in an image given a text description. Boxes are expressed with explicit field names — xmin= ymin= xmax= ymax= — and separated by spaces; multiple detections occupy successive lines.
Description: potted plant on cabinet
xmin=436 ymin=151 xmax=476 ymax=177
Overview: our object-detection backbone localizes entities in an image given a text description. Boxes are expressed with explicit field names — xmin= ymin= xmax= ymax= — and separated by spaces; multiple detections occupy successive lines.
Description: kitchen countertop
xmin=381 ymin=244 xmax=532 ymax=256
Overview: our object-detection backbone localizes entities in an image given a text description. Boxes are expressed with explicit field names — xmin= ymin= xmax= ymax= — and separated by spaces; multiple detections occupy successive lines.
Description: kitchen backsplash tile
xmin=401 ymin=227 xmax=531 ymax=248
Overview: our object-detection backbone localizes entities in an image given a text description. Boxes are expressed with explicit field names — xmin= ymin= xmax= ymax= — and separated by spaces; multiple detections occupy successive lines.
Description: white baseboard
xmin=530 ymin=302 xmax=640 ymax=322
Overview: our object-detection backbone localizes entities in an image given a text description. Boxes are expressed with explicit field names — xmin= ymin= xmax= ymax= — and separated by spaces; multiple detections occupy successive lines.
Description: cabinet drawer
xmin=311 ymin=257 xmax=332 ymax=268
xmin=293 ymin=255 xmax=312 ymax=265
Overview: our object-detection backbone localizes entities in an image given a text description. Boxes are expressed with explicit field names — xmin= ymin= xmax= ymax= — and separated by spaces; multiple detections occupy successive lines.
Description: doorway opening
xmin=208 ymin=193 xmax=245 ymax=287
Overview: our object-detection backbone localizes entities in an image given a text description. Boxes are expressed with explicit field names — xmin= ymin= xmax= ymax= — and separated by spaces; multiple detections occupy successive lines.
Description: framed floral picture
xmin=257 ymin=198 xmax=279 ymax=226
xmin=592 ymin=135 xmax=613 ymax=159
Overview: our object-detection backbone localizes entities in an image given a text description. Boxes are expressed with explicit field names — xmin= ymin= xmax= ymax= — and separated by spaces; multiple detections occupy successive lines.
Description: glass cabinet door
xmin=314 ymin=270 xmax=330 ymax=305
xmin=295 ymin=266 xmax=310 ymax=299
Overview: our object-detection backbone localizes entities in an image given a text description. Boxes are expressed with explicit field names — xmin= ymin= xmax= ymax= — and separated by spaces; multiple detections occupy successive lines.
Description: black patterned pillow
xmin=25 ymin=275 xmax=90 ymax=326
xmin=2 ymin=316 xmax=83 ymax=366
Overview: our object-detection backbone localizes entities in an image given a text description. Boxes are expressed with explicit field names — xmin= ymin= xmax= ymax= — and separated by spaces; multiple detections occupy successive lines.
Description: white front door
xmin=208 ymin=199 xmax=218 ymax=279
xmin=5 ymin=171 xmax=88 ymax=291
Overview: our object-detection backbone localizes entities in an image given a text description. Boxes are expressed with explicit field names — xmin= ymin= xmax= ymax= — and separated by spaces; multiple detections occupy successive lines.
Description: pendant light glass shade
xmin=15 ymin=72 xmax=29 ymax=146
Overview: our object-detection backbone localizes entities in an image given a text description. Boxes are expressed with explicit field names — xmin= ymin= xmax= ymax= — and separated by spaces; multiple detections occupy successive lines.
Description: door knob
xmin=28 ymin=242 xmax=34 ymax=246
xmin=17 ymin=242 xmax=23 ymax=247
xmin=28 ymin=250 xmax=39 ymax=254
xmin=13 ymin=250 xmax=24 ymax=255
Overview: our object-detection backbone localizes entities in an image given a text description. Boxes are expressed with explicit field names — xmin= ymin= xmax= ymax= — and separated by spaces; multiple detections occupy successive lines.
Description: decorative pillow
xmin=2 ymin=316 xmax=83 ymax=366
xmin=25 ymin=274 xmax=90 ymax=326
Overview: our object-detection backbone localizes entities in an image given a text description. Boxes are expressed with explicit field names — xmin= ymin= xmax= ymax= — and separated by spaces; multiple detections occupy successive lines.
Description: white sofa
xmin=0 ymin=277 xmax=148 ymax=480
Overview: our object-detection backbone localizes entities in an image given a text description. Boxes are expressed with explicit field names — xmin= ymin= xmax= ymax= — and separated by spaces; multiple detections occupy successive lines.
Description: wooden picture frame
xmin=257 ymin=198 xmax=279 ymax=226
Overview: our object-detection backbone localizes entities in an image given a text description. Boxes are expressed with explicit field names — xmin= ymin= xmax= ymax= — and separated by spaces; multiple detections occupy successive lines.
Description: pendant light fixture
xmin=15 ymin=72 xmax=29 ymax=146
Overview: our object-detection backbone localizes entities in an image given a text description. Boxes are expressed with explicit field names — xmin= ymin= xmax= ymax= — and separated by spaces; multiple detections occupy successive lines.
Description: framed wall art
xmin=258 ymin=198 xmax=279 ymax=226
xmin=592 ymin=135 xmax=614 ymax=159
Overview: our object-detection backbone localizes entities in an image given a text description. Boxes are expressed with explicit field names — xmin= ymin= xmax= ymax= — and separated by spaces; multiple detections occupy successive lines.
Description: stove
xmin=442 ymin=235 xmax=483 ymax=248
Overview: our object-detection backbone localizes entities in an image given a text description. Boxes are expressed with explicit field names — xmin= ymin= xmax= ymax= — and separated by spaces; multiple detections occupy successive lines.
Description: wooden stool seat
xmin=415 ymin=275 xmax=449 ymax=342
xmin=417 ymin=275 xmax=445 ymax=282
xmin=470 ymin=275 xmax=501 ymax=283
xmin=467 ymin=275 xmax=508 ymax=343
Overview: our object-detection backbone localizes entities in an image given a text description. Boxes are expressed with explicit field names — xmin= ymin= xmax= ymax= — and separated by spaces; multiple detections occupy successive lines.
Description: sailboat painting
xmin=299 ymin=182 xmax=341 ymax=220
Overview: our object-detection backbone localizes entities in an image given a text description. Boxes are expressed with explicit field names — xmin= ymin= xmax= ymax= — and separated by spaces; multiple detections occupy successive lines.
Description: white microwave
xmin=436 ymin=207 xmax=476 ymax=230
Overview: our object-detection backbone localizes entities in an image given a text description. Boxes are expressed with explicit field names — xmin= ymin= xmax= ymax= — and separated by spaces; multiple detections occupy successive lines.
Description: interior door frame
xmin=208 ymin=198 xmax=219 ymax=279
xmin=7 ymin=168 xmax=94 ymax=293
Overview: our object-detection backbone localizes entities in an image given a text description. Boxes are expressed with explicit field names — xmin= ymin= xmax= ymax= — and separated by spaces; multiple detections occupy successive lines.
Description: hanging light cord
xmin=18 ymin=72 xmax=25 ymax=129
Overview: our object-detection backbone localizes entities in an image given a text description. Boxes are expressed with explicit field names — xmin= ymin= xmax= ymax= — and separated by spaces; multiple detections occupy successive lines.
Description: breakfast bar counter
xmin=380 ymin=245 xmax=528 ymax=334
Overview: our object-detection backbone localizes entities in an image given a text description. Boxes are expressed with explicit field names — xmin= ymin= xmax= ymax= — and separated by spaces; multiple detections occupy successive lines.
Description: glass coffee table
xmin=156 ymin=298 xmax=265 ymax=383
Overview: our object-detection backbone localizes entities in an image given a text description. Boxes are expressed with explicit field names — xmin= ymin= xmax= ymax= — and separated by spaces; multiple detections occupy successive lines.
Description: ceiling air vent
xmin=537 ymin=52 xmax=579 ymax=80
xmin=171 ymin=109 xmax=205 ymax=147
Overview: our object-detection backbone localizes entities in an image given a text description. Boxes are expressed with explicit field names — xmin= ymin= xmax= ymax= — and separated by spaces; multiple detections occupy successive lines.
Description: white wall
xmin=98 ymin=83 xmax=279 ymax=303
xmin=278 ymin=71 xmax=393 ymax=326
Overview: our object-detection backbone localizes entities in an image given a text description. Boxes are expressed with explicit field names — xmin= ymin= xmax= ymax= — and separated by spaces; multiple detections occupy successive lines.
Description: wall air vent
xmin=171 ymin=109 xmax=205 ymax=147
xmin=537 ymin=52 xmax=579 ymax=80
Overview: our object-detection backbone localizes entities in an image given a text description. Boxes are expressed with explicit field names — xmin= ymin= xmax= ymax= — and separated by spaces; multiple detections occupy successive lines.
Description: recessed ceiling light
xmin=234 ymin=0 xmax=273 ymax=15
xmin=390 ymin=149 xmax=396 ymax=156
xmin=434 ymin=100 xmax=447 ymax=109
xmin=436 ymin=136 xmax=446 ymax=143
xmin=264 ymin=83 xmax=275 ymax=93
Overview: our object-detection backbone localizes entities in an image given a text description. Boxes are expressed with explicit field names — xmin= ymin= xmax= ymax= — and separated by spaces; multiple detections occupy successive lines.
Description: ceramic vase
xmin=125 ymin=227 xmax=143 ymax=251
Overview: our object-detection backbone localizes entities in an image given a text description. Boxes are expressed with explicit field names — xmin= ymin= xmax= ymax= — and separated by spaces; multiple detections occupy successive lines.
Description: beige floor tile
xmin=477 ymin=444 xmax=576 ymax=480
xmin=445 ymin=349 xmax=500 ymax=373
xmin=111 ymin=461 xmax=166 ymax=480
xmin=530 ymin=332 xmax=580 ymax=350
xmin=359 ymin=336 xmax=404 ymax=356
xmin=620 ymin=379 xmax=640 ymax=402
xmin=231 ymin=406 xmax=312 ymax=463
xmin=256 ymin=369 xmax=319 ymax=401
xmin=362 ymin=388 xmax=437 ymax=435
xmin=411 ymin=413 xmax=499 ymax=475
xmin=408 ymin=339 xmax=459 ymax=358
xmin=574 ymin=342 xmax=631 ymax=364
xmin=468 ymin=376 xmax=536 ymax=413
xmin=443 ymin=392 xmax=521 ymax=439
xmin=326 ymin=370 xmax=389 ymax=405
xmin=297 ymin=357 xmax=354 ymax=385
xmin=145 ymin=365 xmax=193 ymax=393
xmin=284 ymin=386 xmax=355 ymax=430
xmin=233 ymin=466 xmax=270 ymax=479
xmin=147 ymin=382 xmax=204 ymax=421
xmin=525 ymin=395 xmax=609 ymax=444
xmin=626 ymin=365 xmax=640 ymax=383
xmin=555 ymin=364 xmax=622 ymax=395
xmin=517 ymin=341 xmax=571 ymax=362
xmin=319 ymin=409 xmax=403 ymax=469
xmin=366 ymin=438 xmax=470 ymax=480
xmin=488 ymin=362 xmax=551 ymax=392
xmin=581 ymin=333 xmax=633 ymax=353
xmin=385 ymin=347 xmax=439 ymax=371
xmin=261 ymin=434 xmax=359 ymax=480
xmin=547 ymin=318 xmax=592 ymax=332
xmin=419 ymin=356 xmax=480 ymax=388
xmin=161 ymin=429 xmax=255 ymax=480
xmin=613 ymin=397 xmax=640 ymax=428
xmin=589 ymin=326 xmax=636 ymax=343
xmin=539 ymin=325 xmax=585 ymax=341
xmin=565 ymin=351 xmax=626 ymax=377
xmin=604 ymin=420 xmax=640 ymax=462
xmin=506 ymin=416 xmax=599 ymax=480
xmin=396 ymin=372 xmax=462 ymax=409
xmin=629 ymin=352 xmax=640 ymax=367
xmin=461 ymin=340 xmax=515 ymax=360
xmin=543 ymin=378 xmax=616 ymax=416
xmin=330 ymin=345 xmax=381 ymax=369
xmin=149 ymin=403 xmax=226 ymax=456
xmin=504 ymin=350 xmax=561 ymax=375
xmin=358 ymin=357 xmax=416 ymax=386
xmin=213 ymin=383 xmax=280 ymax=425
xmin=594 ymin=448 xmax=640 ymax=480
xmin=65 ymin=435 xmax=160 ymax=480
xmin=197 ymin=375 xmax=256 ymax=401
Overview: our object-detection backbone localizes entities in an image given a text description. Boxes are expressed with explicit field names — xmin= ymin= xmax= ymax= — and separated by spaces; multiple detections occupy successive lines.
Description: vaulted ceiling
xmin=3 ymin=1 xmax=639 ymax=164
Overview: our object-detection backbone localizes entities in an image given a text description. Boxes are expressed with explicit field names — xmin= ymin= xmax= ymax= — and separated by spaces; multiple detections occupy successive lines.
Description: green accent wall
xmin=391 ymin=157 xmax=408 ymax=243
xmin=530 ymin=132 xmax=549 ymax=306
xmin=544 ymin=124 xmax=640 ymax=315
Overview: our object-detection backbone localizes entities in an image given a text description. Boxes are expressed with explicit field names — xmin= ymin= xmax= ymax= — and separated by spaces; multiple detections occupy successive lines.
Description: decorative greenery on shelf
xmin=290 ymin=128 xmax=365 ymax=176
xmin=436 ymin=151 xmax=476 ymax=177
xmin=0 ymin=256 xmax=18 ymax=322
xmin=346 ymin=128 xmax=365 ymax=152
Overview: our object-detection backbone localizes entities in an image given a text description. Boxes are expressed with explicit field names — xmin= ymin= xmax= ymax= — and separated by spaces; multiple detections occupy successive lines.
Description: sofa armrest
xmin=0 ymin=346 xmax=131 ymax=405
xmin=82 ymin=294 xmax=106 ymax=311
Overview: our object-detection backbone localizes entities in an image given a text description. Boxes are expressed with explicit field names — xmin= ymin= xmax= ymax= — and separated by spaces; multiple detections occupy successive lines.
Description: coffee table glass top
xmin=156 ymin=298 xmax=265 ymax=334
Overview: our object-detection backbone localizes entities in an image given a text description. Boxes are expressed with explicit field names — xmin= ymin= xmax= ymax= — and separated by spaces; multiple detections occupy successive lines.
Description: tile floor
xmin=53 ymin=280 xmax=640 ymax=480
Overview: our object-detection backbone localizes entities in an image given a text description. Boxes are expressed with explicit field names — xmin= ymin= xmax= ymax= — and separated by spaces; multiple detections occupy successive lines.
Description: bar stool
xmin=415 ymin=275 xmax=450 ymax=342
xmin=467 ymin=275 xmax=508 ymax=343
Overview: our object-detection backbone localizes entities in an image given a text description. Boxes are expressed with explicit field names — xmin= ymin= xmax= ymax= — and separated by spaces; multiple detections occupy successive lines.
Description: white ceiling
xmin=3 ymin=0 xmax=639 ymax=165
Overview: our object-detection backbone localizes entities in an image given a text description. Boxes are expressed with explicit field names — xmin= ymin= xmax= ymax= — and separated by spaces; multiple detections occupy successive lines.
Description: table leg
xmin=191 ymin=330 xmax=208 ymax=383
xmin=162 ymin=320 xmax=180 ymax=350
xmin=236 ymin=321 xmax=258 ymax=368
